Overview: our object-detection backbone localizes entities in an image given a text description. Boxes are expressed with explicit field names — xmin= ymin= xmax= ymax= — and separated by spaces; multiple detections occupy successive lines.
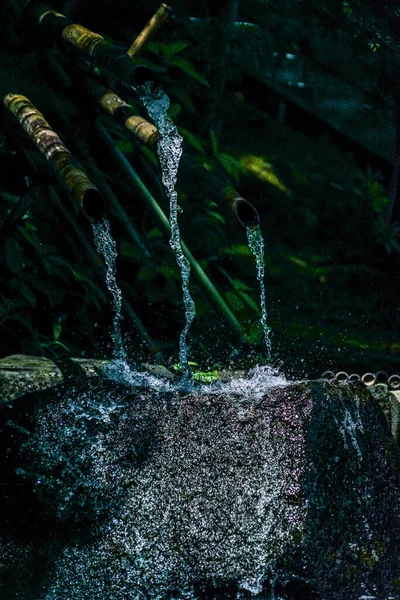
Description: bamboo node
xmin=99 ymin=91 xmax=128 ymax=115
xmin=62 ymin=24 xmax=105 ymax=55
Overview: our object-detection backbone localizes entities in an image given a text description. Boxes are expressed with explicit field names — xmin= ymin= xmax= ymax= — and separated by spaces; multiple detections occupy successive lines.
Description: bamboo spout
xmin=87 ymin=80 xmax=158 ymax=147
xmin=23 ymin=3 xmax=156 ymax=87
xmin=224 ymin=187 xmax=260 ymax=228
xmin=3 ymin=93 xmax=105 ymax=221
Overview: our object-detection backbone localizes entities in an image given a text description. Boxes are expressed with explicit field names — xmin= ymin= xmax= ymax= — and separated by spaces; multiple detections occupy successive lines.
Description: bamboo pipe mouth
xmin=335 ymin=371 xmax=349 ymax=382
xmin=374 ymin=370 xmax=388 ymax=383
xmin=235 ymin=198 xmax=260 ymax=228
xmin=224 ymin=188 xmax=260 ymax=228
xmin=361 ymin=372 xmax=376 ymax=386
xmin=81 ymin=188 xmax=106 ymax=222
xmin=131 ymin=65 xmax=156 ymax=87
xmin=389 ymin=374 xmax=400 ymax=390
xmin=348 ymin=373 xmax=361 ymax=382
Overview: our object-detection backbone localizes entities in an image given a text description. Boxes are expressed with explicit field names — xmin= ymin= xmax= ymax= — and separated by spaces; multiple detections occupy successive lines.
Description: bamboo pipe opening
xmin=81 ymin=188 xmax=106 ymax=221
xmin=131 ymin=65 xmax=156 ymax=87
xmin=224 ymin=188 xmax=260 ymax=228
xmin=361 ymin=372 xmax=376 ymax=386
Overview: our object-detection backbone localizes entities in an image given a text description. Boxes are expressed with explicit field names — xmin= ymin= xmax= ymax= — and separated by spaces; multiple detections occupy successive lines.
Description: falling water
xmin=140 ymin=83 xmax=195 ymax=379
xmin=246 ymin=225 xmax=272 ymax=361
xmin=92 ymin=218 xmax=127 ymax=364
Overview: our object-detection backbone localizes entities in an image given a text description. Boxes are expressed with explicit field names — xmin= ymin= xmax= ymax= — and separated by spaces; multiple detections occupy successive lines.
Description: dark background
xmin=1 ymin=0 xmax=400 ymax=378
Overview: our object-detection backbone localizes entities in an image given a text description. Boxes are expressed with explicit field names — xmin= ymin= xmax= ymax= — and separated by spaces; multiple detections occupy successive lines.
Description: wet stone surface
xmin=0 ymin=377 xmax=400 ymax=599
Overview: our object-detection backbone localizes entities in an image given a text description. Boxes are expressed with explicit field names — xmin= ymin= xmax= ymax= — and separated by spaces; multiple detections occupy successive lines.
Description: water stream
xmin=139 ymin=83 xmax=196 ymax=379
xmin=246 ymin=225 xmax=272 ymax=361
xmin=92 ymin=218 xmax=128 ymax=364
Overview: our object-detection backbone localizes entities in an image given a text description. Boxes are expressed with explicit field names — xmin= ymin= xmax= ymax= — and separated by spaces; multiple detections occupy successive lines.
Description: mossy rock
xmin=0 ymin=377 xmax=400 ymax=599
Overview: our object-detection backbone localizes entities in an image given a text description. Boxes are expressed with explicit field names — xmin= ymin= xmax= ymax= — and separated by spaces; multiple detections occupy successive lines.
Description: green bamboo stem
xmin=95 ymin=119 xmax=244 ymax=339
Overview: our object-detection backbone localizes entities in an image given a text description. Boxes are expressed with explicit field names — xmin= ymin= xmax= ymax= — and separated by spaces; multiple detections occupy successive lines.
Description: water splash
xmin=140 ymin=83 xmax=195 ymax=379
xmin=246 ymin=225 xmax=272 ymax=361
xmin=92 ymin=218 xmax=127 ymax=363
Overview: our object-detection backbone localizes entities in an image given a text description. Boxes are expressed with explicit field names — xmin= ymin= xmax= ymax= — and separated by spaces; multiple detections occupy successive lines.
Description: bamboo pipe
xmin=3 ymin=93 xmax=105 ymax=221
xmin=224 ymin=186 xmax=260 ymax=228
xmin=95 ymin=119 xmax=244 ymax=340
xmin=127 ymin=3 xmax=172 ymax=59
xmin=24 ymin=2 xmax=154 ymax=87
xmin=85 ymin=79 xmax=158 ymax=147
xmin=42 ymin=49 xmax=158 ymax=147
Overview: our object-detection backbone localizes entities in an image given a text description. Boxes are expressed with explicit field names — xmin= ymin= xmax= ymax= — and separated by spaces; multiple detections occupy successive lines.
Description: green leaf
xmin=20 ymin=283 xmax=36 ymax=307
xmin=147 ymin=227 xmax=163 ymax=239
xmin=53 ymin=323 xmax=62 ymax=341
xmin=168 ymin=103 xmax=182 ymax=118
xmin=115 ymin=140 xmax=134 ymax=154
xmin=172 ymin=89 xmax=195 ymax=112
xmin=217 ymin=152 xmax=246 ymax=181
xmin=237 ymin=291 xmax=261 ymax=314
xmin=208 ymin=211 xmax=225 ymax=224
xmin=158 ymin=264 xmax=179 ymax=279
xmin=137 ymin=265 xmax=154 ymax=280
xmin=162 ymin=41 xmax=189 ymax=59
xmin=226 ymin=291 xmax=245 ymax=311
xmin=231 ymin=279 xmax=253 ymax=292
xmin=179 ymin=127 xmax=205 ymax=154
xmin=72 ymin=270 xmax=84 ymax=281
xmin=168 ymin=57 xmax=209 ymax=86
xmin=211 ymin=131 xmax=219 ymax=155
xmin=222 ymin=244 xmax=252 ymax=257
xmin=46 ymin=286 xmax=65 ymax=308
xmin=53 ymin=340 xmax=72 ymax=352
xmin=120 ymin=241 xmax=140 ymax=259
xmin=5 ymin=238 xmax=24 ymax=273
xmin=140 ymin=145 xmax=158 ymax=165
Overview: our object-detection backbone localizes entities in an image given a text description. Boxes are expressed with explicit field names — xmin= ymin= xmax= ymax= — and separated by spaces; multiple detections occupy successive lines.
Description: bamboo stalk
xmin=3 ymin=93 xmax=105 ymax=221
xmin=127 ymin=3 xmax=172 ymax=59
xmin=44 ymin=50 xmax=158 ymax=147
xmin=85 ymin=79 xmax=158 ymax=147
xmin=24 ymin=3 xmax=153 ymax=87
xmin=95 ymin=119 xmax=244 ymax=339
